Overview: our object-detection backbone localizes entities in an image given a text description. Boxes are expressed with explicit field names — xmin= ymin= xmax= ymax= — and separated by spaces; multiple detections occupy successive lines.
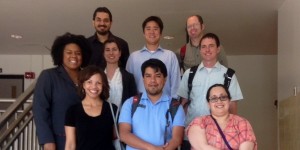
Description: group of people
xmin=32 ymin=6 xmax=257 ymax=150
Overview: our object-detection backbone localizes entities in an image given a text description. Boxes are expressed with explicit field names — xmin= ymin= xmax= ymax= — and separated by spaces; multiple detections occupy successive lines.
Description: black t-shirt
xmin=65 ymin=101 xmax=117 ymax=150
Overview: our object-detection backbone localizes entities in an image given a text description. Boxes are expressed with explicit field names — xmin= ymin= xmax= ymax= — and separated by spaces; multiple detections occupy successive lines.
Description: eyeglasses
xmin=209 ymin=95 xmax=229 ymax=103
xmin=187 ymin=23 xmax=200 ymax=30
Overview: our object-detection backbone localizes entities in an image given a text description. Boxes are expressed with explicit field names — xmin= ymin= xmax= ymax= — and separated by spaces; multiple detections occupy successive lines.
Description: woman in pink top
xmin=187 ymin=84 xmax=257 ymax=150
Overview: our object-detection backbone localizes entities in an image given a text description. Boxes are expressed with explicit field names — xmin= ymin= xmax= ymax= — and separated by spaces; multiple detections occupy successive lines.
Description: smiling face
xmin=62 ymin=43 xmax=82 ymax=71
xmin=200 ymin=38 xmax=220 ymax=63
xmin=186 ymin=16 xmax=204 ymax=39
xmin=143 ymin=67 xmax=166 ymax=96
xmin=93 ymin=12 xmax=112 ymax=35
xmin=83 ymin=73 xmax=103 ymax=100
xmin=143 ymin=21 xmax=161 ymax=46
xmin=104 ymin=42 xmax=121 ymax=65
xmin=208 ymin=86 xmax=230 ymax=116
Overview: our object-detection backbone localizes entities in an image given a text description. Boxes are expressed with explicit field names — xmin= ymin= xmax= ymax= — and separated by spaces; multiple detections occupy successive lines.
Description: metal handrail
xmin=0 ymin=80 xmax=42 ymax=149
xmin=0 ymin=80 xmax=36 ymax=128
xmin=0 ymin=103 xmax=32 ymax=143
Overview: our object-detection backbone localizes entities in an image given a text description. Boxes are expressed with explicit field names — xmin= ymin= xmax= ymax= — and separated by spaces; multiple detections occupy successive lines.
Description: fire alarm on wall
xmin=25 ymin=72 xmax=35 ymax=79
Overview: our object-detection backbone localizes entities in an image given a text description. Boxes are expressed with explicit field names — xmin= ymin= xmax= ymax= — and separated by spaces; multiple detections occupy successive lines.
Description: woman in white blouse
xmin=103 ymin=38 xmax=137 ymax=113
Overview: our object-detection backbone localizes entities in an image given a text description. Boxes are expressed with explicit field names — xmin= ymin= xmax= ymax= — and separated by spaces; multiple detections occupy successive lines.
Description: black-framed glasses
xmin=209 ymin=95 xmax=229 ymax=103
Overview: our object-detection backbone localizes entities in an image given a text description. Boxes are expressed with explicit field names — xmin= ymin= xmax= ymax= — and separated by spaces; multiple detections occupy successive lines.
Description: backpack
xmin=186 ymin=66 xmax=235 ymax=101
xmin=179 ymin=45 xmax=187 ymax=72
xmin=131 ymin=93 xmax=180 ymax=122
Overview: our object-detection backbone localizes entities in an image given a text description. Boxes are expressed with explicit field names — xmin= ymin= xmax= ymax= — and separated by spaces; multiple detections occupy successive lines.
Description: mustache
xmin=98 ymin=25 xmax=107 ymax=28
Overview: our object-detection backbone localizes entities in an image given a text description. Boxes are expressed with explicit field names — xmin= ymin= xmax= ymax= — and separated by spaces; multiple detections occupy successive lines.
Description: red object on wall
xmin=25 ymin=72 xmax=35 ymax=79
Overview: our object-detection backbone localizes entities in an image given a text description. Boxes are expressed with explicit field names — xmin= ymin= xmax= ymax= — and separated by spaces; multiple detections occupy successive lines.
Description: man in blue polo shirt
xmin=119 ymin=59 xmax=185 ymax=150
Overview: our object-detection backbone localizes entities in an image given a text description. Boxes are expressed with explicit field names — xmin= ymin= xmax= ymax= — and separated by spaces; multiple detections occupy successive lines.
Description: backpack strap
xmin=131 ymin=93 xmax=142 ymax=118
xmin=179 ymin=45 xmax=187 ymax=72
xmin=224 ymin=68 xmax=235 ymax=88
xmin=187 ymin=65 xmax=199 ymax=100
xmin=164 ymin=98 xmax=181 ymax=144
xmin=182 ymin=65 xmax=198 ymax=109
xmin=168 ymin=98 xmax=181 ymax=122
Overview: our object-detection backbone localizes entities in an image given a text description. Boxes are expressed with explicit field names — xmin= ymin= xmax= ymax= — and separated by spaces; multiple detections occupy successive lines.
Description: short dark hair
xmin=51 ymin=32 xmax=91 ymax=67
xmin=78 ymin=65 xmax=109 ymax=101
xmin=141 ymin=59 xmax=167 ymax=78
xmin=206 ymin=84 xmax=231 ymax=102
xmin=142 ymin=16 xmax=164 ymax=34
xmin=93 ymin=7 xmax=112 ymax=21
xmin=200 ymin=33 xmax=220 ymax=47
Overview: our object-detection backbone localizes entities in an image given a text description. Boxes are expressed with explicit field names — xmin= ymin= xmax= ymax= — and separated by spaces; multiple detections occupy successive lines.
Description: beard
xmin=96 ymin=25 xmax=110 ymax=35
xmin=97 ymin=30 xmax=109 ymax=36
xmin=145 ymin=87 xmax=163 ymax=96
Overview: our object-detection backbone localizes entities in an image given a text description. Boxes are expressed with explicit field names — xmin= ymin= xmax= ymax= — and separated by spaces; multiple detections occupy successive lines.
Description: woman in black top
xmin=65 ymin=65 xmax=117 ymax=150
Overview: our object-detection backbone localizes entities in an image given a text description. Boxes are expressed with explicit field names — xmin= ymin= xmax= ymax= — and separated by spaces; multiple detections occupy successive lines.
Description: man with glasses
xmin=177 ymin=33 xmax=243 ymax=150
xmin=88 ymin=7 xmax=129 ymax=69
xmin=177 ymin=15 xmax=228 ymax=72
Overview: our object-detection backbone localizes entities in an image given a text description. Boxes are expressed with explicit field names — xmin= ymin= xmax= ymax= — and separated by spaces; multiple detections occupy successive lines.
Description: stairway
xmin=0 ymin=81 xmax=42 ymax=150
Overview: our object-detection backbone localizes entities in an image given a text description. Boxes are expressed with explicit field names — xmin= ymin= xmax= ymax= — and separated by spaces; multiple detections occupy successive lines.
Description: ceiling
xmin=0 ymin=0 xmax=284 ymax=56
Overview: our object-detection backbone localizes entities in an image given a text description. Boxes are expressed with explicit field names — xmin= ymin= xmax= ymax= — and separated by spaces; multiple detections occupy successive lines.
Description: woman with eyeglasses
xmin=187 ymin=84 xmax=257 ymax=150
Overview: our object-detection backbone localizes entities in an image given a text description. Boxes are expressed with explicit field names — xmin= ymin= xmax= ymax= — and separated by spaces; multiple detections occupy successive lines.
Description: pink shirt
xmin=187 ymin=114 xmax=257 ymax=150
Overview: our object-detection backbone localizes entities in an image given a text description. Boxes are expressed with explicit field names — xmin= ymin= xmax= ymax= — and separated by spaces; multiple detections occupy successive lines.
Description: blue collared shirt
xmin=118 ymin=93 xmax=185 ymax=150
xmin=126 ymin=46 xmax=181 ymax=98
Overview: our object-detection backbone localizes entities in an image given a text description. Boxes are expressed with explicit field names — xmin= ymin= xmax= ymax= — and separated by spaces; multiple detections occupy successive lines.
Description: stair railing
xmin=0 ymin=81 xmax=42 ymax=150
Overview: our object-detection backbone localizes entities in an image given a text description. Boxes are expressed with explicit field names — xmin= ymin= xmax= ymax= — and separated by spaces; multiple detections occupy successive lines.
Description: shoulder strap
xmin=224 ymin=68 xmax=235 ymax=88
xmin=187 ymin=65 xmax=199 ymax=100
xmin=164 ymin=98 xmax=181 ymax=144
xmin=180 ymin=45 xmax=187 ymax=61
xmin=210 ymin=115 xmax=233 ymax=150
xmin=131 ymin=93 xmax=142 ymax=118
xmin=168 ymin=98 xmax=181 ymax=122
xmin=179 ymin=45 xmax=187 ymax=72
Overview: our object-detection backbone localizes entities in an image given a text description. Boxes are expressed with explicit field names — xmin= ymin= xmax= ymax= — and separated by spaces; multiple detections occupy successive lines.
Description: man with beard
xmin=88 ymin=7 xmax=129 ymax=69
xmin=119 ymin=59 xmax=185 ymax=150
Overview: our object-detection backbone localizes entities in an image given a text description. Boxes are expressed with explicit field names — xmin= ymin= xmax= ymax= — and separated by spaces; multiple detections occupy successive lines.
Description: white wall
xmin=228 ymin=55 xmax=277 ymax=150
xmin=278 ymin=0 xmax=300 ymax=101
xmin=0 ymin=55 xmax=53 ymax=89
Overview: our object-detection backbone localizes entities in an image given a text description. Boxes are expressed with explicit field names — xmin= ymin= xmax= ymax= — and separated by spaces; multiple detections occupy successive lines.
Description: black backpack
xmin=187 ymin=66 xmax=235 ymax=101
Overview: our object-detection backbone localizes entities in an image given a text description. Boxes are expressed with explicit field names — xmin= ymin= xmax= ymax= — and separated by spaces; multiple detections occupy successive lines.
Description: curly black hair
xmin=51 ymin=32 xmax=91 ymax=67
